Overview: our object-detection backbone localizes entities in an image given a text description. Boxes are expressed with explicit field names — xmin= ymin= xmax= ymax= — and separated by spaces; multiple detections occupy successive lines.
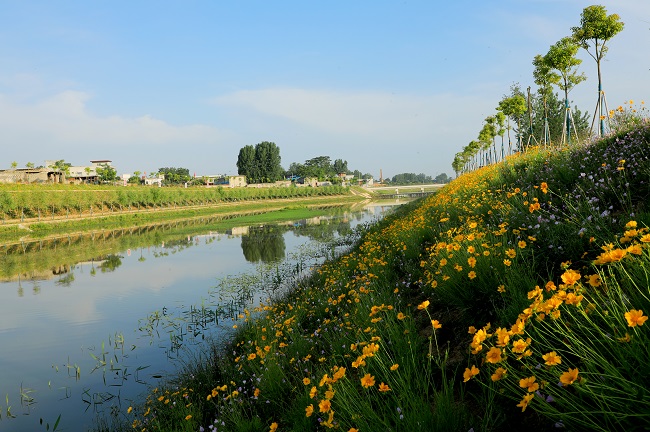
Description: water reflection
xmin=241 ymin=225 xmax=286 ymax=263
xmin=0 ymin=204 xmax=393 ymax=431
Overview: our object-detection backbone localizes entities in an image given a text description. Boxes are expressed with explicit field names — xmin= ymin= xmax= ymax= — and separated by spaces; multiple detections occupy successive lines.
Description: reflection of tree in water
xmin=293 ymin=218 xmax=353 ymax=242
xmin=99 ymin=254 xmax=124 ymax=272
xmin=241 ymin=226 xmax=287 ymax=263
xmin=56 ymin=272 xmax=75 ymax=286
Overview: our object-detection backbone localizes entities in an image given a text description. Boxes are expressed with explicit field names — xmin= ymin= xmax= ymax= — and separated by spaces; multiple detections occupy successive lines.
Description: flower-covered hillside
xmin=123 ymin=125 xmax=650 ymax=432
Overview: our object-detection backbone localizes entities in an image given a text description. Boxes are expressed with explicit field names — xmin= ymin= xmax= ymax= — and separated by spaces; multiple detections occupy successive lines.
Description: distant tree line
xmin=386 ymin=172 xmax=451 ymax=185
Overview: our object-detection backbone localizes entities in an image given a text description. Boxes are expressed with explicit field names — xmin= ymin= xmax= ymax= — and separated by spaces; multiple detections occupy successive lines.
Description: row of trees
xmin=453 ymin=5 xmax=624 ymax=176
xmin=236 ymin=142 xmax=375 ymax=184
xmin=386 ymin=172 xmax=451 ymax=185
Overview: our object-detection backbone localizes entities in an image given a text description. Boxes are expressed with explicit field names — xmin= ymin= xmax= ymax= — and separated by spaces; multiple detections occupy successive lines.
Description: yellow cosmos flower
xmin=518 ymin=240 xmax=527 ymax=249
xmin=378 ymin=382 xmax=391 ymax=392
xmin=468 ymin=271 xmax=477 ymax=280
xmin=517 ymin=393 xmax=534 ymax=412
xmin=463 ymin=365 xmax=479 ymax=382
xmin=390 ymin=364 xmax=399 ymax=371
xmin=309 ymin=386 xmax=317 ymax=399
xmin=503 ymin=259 xmax=512 ymax=267
xmin=587 ymin=274 xmax=601 ymax=287
xmin=491 ymin=367 xmax=507 ymax=381
xmin=417 ymin=300 xmax=430 ymax=310
xmin=303 ymin=377 xmax=311 ymax=385
xmin=397 ymin=312 xmax=407 ymax=320
xmin=540 ymin=182 xmax=548 ymax=193
xmin=511 ymin=338 xmax=530 ymax=353
xmin=485 ymin=347 xmax=503 ymax=363
xmin=542 ymin=351 xmax=562 ymax=366
xmin=519 ymin=376 xmax=539 ymax=392
xmin=625 ymin=309 xmax=648 ymax=327
xmin=360 ymin=373 xmax=375 ymax=388
xmin=505 ymin=248 xmax=516 ymax=258
xmin=270 ymin=422 xmax=278 ymax=431
xmin=560 ymin=368 xmax=579 ymax=386
xmin=560 ymin=269 xmax=581 ymax=286
xmin=318 ymin=399 xmax=331 ymax=413
xmin=185 ymin=414 xmax=193 ymax=421
xmin=431 ymin=319 xmax=442 ymax=329
xmin=305 ymin=404 xmax=314 ymax=417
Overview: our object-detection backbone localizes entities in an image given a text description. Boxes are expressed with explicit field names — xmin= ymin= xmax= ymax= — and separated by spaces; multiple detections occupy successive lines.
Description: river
xmin=0 ymin=202 xmax=397 ymax=431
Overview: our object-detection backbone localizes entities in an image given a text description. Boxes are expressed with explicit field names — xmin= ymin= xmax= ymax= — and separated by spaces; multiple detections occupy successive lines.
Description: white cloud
xmin=215 ymin=87 xmax=492 ymax=143
xmin=0 ymin=90 xmax=224 ymax=148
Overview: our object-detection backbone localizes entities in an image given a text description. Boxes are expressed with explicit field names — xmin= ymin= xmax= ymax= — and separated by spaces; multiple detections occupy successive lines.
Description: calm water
xmin=0 ymin=203 xmax=397 ymax=431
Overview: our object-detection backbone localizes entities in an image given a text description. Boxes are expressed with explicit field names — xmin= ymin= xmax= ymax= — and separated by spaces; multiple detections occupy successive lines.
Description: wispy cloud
xmin=215 ymin=87 xmax=493 ymax=142
xmin=1 ymin=90 xmax=222 ymax=145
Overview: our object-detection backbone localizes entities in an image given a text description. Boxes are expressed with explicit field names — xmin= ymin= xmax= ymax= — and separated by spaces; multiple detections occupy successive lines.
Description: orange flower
xmin=318 ymin=399 xmax=331 ymax=413
xmin=463 ymin=365 xmax=479 ymax=382
xmin=431 ymin=319 xmax=442 ymax=329
xmin=305 ymin=404 xmax=314 ymax=417
xmin=560 ymin=368 xmax=579 ymax=386
xmin=560 ymin=269 xmax=581 ymax=286
xmin=360 ymin=373 xmax=375 ymax=388
xmin=417 ymin=300 xmax=430 ymax=310
xmin=378 ymin=382 xmax=391 ymax=392
xmin=587 ymin=274 xmax=601 ymax=287
xmin=542 ymin=351 xmax=562 ymax=366
xmin=486 ymin=347 xmax=503 ymax=363
xmin=491 ymin=367 xmax=507 ymax=381
xmin=625 ymin=309 xmax=648 ymax=327
xmin=519 ymin=376 xmax=539 ymax=392
xmin=517 ymin=393 xmax=534 ymax=412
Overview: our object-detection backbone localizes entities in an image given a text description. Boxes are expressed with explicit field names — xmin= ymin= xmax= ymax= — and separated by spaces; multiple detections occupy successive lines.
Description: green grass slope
xmin=115 ymin=124 xmax=650 ymax=432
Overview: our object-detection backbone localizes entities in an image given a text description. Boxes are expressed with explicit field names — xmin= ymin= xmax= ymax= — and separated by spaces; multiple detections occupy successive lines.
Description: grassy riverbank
xmin=103 ymin=125 xmax=650 ymax=432
xmin=0 ymin=191 xmax=362 ymax=243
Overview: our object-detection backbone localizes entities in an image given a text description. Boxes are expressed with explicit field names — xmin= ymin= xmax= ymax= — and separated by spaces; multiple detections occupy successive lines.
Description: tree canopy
xmin=237 ymin=142 xmax=283 ymax=183
xmin=158 ymin=167 xmax=191 ymax=184
xmin=96 ymin=164 xmax=118 ymax=182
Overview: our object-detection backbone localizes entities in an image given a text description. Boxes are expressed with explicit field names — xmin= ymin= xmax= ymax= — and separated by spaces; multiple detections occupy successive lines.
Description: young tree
xmin=544 ymin=37 xmax=586 ymax=144
xmin=497 ymin=95 xmax=526 ymax=154
xmin=532 ymin=54 xmax=560 ymax=146
xmin=97 ymin=164 xmax=117 ymax=183
xmin=571 ymin=5 xmax=624 ymax=136
xmin=25 ymin=162 xmax=34 ymax=169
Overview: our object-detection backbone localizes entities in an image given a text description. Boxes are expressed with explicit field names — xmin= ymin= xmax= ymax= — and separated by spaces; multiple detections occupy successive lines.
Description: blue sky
xmin=1 ymin=1 xmax=648 ymax=179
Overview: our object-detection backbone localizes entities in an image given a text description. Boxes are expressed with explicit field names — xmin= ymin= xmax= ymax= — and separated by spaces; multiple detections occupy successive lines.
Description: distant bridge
xmin=377 ymin=191 xmax=436 ymax=199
